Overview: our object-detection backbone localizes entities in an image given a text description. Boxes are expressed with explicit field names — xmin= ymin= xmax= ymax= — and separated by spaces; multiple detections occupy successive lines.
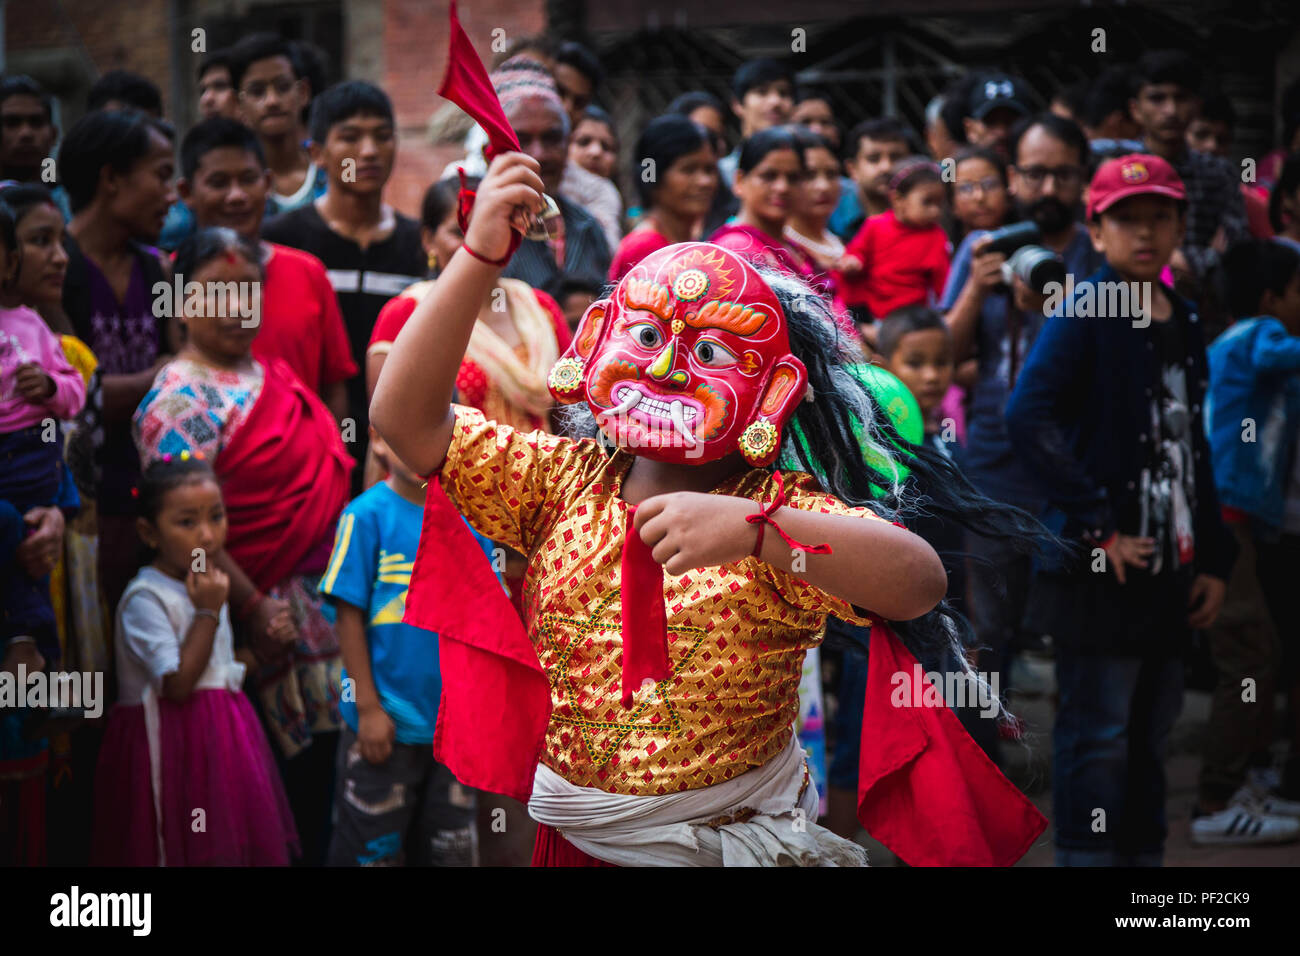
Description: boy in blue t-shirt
xmin=321 ymin=427 xmax=499 ymax=866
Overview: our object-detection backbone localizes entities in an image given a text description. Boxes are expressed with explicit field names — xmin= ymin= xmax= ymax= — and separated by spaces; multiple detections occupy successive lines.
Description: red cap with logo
xmin=1086 ymin=153 xmax=1187 ymax=220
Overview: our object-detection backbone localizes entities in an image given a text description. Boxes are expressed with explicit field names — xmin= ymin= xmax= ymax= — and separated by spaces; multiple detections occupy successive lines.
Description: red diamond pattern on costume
xmin=439 ymin=405 xmax=881 ymax=795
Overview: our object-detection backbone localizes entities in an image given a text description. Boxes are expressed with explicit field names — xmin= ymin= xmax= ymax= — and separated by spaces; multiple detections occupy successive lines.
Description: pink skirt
xmin=92 ymin=689 xmax=300 ymax=866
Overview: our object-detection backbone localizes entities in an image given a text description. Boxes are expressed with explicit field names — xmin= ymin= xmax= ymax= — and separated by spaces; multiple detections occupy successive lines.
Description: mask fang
xmin=599 ymin=387 xmax=643 ymax=418
xmin=670 ymin=399 xmax=697 ymax=447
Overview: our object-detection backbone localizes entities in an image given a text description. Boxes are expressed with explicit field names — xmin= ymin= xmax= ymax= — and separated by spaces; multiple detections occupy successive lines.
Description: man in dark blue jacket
xmin=1006 ymin=154 xmax=1235 ymax=866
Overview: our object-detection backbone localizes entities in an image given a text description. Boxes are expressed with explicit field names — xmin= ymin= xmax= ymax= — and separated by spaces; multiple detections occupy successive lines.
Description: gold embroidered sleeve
xmin=439 ymin=404 xmax=606 ymax=553
xmin=755 ymin=475 xmax=890 ymax=628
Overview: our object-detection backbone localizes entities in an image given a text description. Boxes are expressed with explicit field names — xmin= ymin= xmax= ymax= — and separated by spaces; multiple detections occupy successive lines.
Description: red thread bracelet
xmin=461 ymin=241 xmax=512 ymax=267
xmin=746 ymin=471 xmax=834 ymax=559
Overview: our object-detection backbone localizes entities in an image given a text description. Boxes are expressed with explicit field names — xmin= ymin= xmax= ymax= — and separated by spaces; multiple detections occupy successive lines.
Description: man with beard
xmin=940 ymin=112 xmax=1100 ymax=762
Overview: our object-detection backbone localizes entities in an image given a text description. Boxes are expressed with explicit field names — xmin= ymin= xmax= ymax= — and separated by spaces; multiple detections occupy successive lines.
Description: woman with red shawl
xmin=133 ymin=228 xmax=352 ymax=864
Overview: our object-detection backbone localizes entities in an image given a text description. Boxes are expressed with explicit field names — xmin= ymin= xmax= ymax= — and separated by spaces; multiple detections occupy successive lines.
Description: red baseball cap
xmin=1086 ymin=153 xmax=1187 ymax=220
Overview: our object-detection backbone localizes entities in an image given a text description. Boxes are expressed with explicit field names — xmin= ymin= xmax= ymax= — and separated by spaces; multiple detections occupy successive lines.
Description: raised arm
xmin=369 ymin=153 xmax=546 ymax=478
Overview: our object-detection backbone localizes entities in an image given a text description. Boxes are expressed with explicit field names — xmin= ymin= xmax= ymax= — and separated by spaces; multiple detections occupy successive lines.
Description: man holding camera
xmin=940 ymin=112 xmax=1102 ymax=761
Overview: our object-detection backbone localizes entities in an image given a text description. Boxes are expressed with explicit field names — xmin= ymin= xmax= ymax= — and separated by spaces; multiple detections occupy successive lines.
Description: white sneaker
xmin=1235 ymin=782 xmax=1300 ymax=818
xmin=1190 ymin=805 xmax=1300 ymax=846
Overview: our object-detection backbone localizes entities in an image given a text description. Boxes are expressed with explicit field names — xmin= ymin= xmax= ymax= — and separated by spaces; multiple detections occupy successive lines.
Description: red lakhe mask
xmin=548 ymin=243 xmax=808 ymax=466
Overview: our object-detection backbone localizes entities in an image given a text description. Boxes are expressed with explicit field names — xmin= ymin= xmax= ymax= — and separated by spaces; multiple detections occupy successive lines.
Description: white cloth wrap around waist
xmin=528 ymin=731 xmax=868 ymax=867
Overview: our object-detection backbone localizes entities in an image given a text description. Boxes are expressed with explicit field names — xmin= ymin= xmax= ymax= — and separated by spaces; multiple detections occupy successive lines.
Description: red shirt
xmin=609 ymin=226 xmax=671 ymax=282
xmin=251 ymin=243 xmax=358 ymax=393
xmin=1243 ymin=184 xmax=1273 ymax=239
xmin=838 ymin=210 xmax=950 ymax=319
xmin=368 ymin=287 xmax=571 ymax=412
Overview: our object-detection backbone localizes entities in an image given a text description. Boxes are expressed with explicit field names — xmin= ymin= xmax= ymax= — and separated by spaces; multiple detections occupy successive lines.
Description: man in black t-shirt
xmin=264 ymin=81 xmax=425 ymax=485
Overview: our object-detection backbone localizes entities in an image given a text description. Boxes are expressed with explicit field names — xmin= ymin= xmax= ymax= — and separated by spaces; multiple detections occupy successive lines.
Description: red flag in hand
xmin=436 ymin=1 xmax=524 ymax=257
xmin=437 ymin=0 xmax=519 ymax=160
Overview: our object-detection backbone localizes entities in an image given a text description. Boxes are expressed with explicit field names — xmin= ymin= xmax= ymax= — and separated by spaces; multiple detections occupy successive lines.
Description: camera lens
xmin=1007 ymin=245 xmax=1066 ymax=295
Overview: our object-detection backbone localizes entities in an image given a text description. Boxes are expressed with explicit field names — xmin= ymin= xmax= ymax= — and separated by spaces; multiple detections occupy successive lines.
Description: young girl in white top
xmin=92 ymin=453 xmax=298 ymax=865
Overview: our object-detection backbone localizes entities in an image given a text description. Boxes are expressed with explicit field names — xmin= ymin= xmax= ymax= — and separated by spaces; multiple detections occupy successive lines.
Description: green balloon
xmin=781 ymin=363 xmax=920 ymax=495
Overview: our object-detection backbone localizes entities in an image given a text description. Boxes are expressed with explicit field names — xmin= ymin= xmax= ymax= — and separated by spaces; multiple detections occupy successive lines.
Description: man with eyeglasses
xmin=940 ymin=112 xmax=1102 ymax=763
xmin=230 ymin=32 xmax=326 ymax=216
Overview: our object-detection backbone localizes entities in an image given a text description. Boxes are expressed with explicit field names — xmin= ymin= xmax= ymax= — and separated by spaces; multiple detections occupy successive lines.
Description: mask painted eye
xmin=692 ymin=339 xmax=738 ymax=367
xmin=628 ymin=322 xmax=663 ymax=349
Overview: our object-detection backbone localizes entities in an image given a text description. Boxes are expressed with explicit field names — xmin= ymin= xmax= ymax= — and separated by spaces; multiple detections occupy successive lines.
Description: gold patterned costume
xmin=441 ymin=405 xmax=882 ymax=796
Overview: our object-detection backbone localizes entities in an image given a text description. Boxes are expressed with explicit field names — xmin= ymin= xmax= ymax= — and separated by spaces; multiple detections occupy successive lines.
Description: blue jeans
xmin=828 ymin=641 xmax=869 ymax=792
xmin=1053 ymin=649 xmax=1184 ymax=866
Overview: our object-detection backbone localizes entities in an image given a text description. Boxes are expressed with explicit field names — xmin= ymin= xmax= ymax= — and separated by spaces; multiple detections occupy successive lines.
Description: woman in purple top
xmin=58 ymin=109 xmax=180 ymax=612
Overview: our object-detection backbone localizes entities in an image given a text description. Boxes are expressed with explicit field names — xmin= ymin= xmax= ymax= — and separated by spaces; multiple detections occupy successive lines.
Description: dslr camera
xmin=981 ymin=221 xmax=1065 ymax=295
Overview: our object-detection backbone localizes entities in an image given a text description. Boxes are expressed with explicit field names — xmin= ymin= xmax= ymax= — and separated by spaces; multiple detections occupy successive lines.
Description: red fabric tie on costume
xmin=619 ymin=506 xmax=671 ymax=707
xmin=404 ymin=479 xmax=549 ymax=803
xmin=437 ymin=0 xmax=523 ymax=261
xmin=856 ymin=623 xmax=1048 ymax=866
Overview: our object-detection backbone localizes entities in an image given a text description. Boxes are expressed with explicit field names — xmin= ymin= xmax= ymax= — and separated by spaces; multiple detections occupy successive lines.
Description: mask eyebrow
xmin=621 ymin=278 xmax=673 ymax=320
xmin=685 ymin=300 xmax=769 ymax=336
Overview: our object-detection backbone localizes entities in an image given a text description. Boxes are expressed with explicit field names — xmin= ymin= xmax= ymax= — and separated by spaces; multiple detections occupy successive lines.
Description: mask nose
xmin=647 ymin=341 xmax=677 ymax=380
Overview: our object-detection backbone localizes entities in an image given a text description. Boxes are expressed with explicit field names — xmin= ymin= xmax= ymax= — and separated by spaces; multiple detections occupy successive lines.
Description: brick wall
xmin=7 ymin=0 xmax=174 ymax=122
xmin=383 ymin=0 xmax=546 ymax=217
xmin=7 ymin=0 xmax=549 ymax=216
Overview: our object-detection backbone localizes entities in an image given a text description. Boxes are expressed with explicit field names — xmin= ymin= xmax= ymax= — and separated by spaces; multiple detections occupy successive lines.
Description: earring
xmin=547 ymin=356 xmax=585 ymax=394
xmin=427 ymin=251 xmax=439 ymax=272
xmin=738 ymin=418 xmax=779 ymax=466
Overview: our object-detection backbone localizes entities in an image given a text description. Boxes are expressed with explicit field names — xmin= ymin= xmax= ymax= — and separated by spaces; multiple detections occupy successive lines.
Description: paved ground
xmin=853 ymin=652 xmax=1300 ymax=867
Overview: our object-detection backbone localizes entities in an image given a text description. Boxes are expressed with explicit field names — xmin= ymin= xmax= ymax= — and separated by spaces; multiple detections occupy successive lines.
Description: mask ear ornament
xmin=548 ymin=298 xmax=611 ymax=405
xmin=738 ymin=418 xmax=780 ymax=466
xmin=737 ymin=357 xmax=807 ymax=466
xmin=548 ymin=356 xmax=584 ymax=395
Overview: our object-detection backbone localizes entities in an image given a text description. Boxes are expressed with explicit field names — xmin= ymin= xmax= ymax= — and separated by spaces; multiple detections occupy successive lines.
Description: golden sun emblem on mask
xmin=672 ymin=268 xmax=710 ymax=303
